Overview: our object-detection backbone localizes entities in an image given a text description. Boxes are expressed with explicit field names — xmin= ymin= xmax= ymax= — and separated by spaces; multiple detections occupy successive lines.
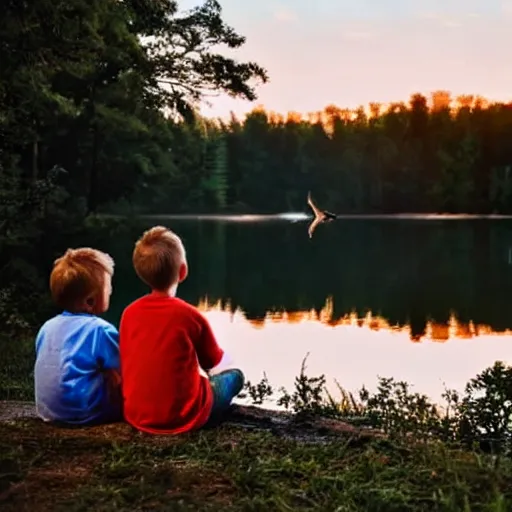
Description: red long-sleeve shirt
xmin=119 ymin=293 xmax=224 ymax=434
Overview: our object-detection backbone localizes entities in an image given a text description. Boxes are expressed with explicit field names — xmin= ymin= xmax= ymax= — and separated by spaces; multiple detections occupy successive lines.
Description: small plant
xmin=358 ymin=377 xmax=443 ymax=441
xmin=457 ymin=361 xmax=512 ymax=454
xmin=276 ymin=354 xmax=341 ymax=418
xmin=241 ymin=372 xmax=273 ymax=405
xmin=242 ymin=355 xmax=512 ymax=451
xmin=241 ymin=355 xmax=363 ymax=419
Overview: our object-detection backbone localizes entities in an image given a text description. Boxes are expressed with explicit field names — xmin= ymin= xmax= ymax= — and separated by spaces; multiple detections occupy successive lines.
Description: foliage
xmin=85 ymin=92 xmax=512 ymax=216
xmin=0 ymin=0 xmax=267 ymax=215
xmin=0 ymin=166 xmax=76 ymax=330
xmin=0 ymin=0 xmax=267 ymax=330
xmin=274 ymin=355 xmax=350 ymax=419
xmin=2 ymin=344 xmax=512 ymax=509
xmin=3 ymin=336 xmax=511 ymax=456
xmin=457 ymin=362 xmax=512 ymax=451
xmin=3 ymin=0 xmax=512 ymax=338
xmin=243 ymin=356 xmax=512 ymax=455
xmin=2 ymin=11 xmax=512 ymax=509
xmin=3 ymin=330 xmax=511 ymax=455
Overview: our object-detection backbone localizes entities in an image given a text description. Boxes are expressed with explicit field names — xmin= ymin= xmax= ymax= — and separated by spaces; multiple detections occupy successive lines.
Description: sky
xmin=178 ymin=0 xmax=512 ymax=119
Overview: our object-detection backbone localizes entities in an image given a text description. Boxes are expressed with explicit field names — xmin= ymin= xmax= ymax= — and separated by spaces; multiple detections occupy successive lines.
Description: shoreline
xmin=0 ymin=400 xmax=378 ymax=444
xmin=92 ymin=212 xmax=512 ymax=221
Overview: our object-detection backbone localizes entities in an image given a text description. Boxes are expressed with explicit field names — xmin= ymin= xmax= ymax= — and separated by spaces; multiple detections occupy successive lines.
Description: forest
xmin=0 ymin=0 xmax=268 ymax=329
xmin=2 ymin=0 xmax=512 ymax=330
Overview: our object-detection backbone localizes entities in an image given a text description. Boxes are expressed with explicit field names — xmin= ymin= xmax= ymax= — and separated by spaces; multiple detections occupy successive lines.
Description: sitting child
xmin=34 ymin=248 xmax=122 ymax=425
xmin=119 ymin=225 xmax=244 ymax=435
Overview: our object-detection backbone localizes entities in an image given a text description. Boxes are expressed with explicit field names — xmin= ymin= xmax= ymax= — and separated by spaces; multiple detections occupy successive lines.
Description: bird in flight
xmin=306 ymin=191 xmax=337 ymax=238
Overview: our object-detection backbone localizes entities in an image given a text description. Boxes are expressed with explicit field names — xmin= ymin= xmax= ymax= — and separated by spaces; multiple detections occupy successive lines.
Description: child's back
xmin=120 ymin=294 xmax=223 ymax=434
xmin=120 ymin=226 xmax=244 ymax=435
xmin=35 ymin=311 xmax=120 ymax=424
xmin=34 ymin=248 xmax=122 ymax=425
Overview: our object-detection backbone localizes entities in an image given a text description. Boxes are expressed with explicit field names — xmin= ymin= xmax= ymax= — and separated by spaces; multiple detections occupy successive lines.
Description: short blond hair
xmin=50 ymin=248 xmax=114 ymax=312
xmin=132 ymin=226 xmax=186 ymax=291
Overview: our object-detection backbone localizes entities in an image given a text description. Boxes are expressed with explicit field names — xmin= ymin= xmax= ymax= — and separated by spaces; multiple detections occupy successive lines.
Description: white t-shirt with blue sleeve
xmin=34 ymin=311 xmax=121 ymax=424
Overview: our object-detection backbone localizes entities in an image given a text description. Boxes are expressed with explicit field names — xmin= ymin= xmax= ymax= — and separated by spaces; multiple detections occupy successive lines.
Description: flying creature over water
xmin=306 ymin=191 xmax=337 ymax=238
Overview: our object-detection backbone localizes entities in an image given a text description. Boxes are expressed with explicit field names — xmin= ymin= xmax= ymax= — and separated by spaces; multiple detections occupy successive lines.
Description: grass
xmin=1 ymin=418 xmax=512 ymax=511
xmin=0 ymin=335 xmax=33 ymax=402
xmin=2 ymin=334 xmax=512 ymax=510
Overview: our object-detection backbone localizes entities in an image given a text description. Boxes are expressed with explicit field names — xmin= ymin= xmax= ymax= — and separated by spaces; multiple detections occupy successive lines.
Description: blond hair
xmin=50 ymin=248 xmax=114 ymax=312
xmin=132 ymin=226 xmax=186 ymax=291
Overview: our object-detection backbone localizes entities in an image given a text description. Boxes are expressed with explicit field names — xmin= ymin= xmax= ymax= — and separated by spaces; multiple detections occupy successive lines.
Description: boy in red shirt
xmin=119 ymin=225 xmax=244 ymax=434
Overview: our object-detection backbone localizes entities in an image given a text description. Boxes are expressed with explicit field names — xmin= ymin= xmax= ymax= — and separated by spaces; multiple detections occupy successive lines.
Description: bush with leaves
xmin=243 ymin=356 xmax=512 ymax=453
xmin=457 ymin=362 xmax=512 ymax=453
xmin=0 ymin=166 xmax=80 ymax=331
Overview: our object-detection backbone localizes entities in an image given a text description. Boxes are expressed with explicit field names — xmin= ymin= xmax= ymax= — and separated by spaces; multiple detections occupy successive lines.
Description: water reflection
xmin=198 ymin=298 xmax=512 ymax=406
xmin=88 ymin=217 xmax=512 ymax=404
xmin=102 ymin=218 xmax=512 ymax=334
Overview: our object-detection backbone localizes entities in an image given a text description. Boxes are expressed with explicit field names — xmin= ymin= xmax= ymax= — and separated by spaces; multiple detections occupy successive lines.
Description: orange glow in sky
xmin=176 ymin=1 xmax=512 ymax=120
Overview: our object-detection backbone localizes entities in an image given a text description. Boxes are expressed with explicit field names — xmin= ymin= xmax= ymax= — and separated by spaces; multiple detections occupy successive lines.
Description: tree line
xmin=129 ymin=92 xmax=512 ymax=216
xmin=2 ymin=0 xmax=512 ymax=331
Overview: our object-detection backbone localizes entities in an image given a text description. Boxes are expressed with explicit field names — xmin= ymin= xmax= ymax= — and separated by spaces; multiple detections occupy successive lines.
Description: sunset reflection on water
xmin=197 ymin=297 xmax=512 ymax=407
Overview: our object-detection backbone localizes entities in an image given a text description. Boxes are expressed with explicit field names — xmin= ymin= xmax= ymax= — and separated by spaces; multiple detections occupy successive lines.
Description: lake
xmin=97 ymin=215 xmax=512 ymax=406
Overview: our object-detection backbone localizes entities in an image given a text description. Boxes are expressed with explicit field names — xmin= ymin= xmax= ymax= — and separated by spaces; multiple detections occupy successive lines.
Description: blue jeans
xmin=204 ymin=369 xmax=245 ymax=427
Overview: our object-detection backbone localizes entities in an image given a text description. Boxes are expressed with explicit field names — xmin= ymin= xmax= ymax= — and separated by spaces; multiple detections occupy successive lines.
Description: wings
xmin=307 ymin=191 xmax=334 ymax=238
xmin=308 ymin=216 xmax=323 ymax=238
xmin=307 ymin=191 xmax=325 ymax=220
xmin=307 ymin=191 xmax=327 ymax=238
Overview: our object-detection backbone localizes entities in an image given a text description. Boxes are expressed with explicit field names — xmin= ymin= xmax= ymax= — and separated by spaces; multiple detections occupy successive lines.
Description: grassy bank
xmin=1 ymin=416 xmax=511 ymax=511
xmin=2 ymin=333 xmax=512 ymax=510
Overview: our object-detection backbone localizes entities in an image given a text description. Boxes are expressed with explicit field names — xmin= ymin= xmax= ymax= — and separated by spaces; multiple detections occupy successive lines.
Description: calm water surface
xmin=98 ymin=215 xmax=512 ymax=405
